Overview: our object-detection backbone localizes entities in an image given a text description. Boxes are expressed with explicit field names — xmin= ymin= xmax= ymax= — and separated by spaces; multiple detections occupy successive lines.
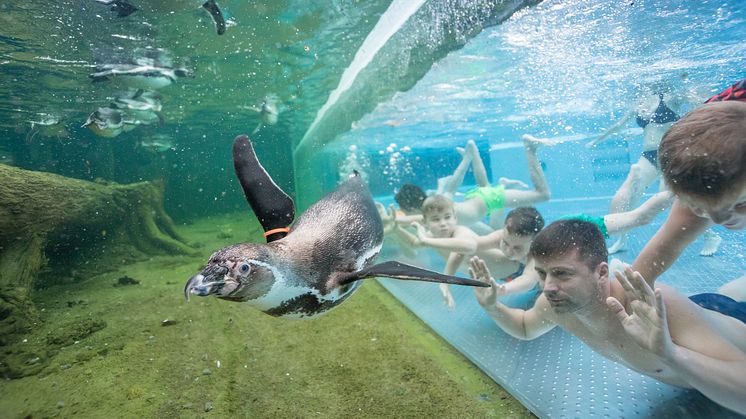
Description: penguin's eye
xmin=239 ymin=263 xmax=250 ymax=274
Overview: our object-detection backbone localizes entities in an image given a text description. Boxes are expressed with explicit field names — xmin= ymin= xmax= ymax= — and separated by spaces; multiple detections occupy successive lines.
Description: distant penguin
xmin=243 ymin=95 xmax=280 ymax=135
xmin=202 ymin=0 xmax=226 ymax=35
xmin=184 ymin=135 xmax=487 ymax=318
xmin=82 ymin=107 xmax=125 ymax=138
xmin=94 ymin=0 xmax=138 ymax=18
xmin=90 ymin=61 xmax=191 ymax=90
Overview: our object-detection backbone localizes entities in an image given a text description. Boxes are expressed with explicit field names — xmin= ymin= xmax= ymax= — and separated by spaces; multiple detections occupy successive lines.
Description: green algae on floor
xmin=0 ymin=212 xmax=534 ymax=418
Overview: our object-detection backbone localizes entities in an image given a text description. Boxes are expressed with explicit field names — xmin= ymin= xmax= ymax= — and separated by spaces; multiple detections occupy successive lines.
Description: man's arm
xmin=470 ymin=257 xmax=556 ymax=340
xmin=631 ymin=199 xmax=711 ymax=285
xmin=608 ymin=270 xmax=746 ymax=413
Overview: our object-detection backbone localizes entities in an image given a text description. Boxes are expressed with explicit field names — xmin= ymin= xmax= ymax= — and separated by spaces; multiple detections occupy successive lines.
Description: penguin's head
xmin=184 ymin=243 xmax=277 ymax=302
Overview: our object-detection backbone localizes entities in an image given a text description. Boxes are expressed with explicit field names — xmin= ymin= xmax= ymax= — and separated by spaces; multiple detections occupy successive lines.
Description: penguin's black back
xmin=286 ymin=175 xmax=383 ymax=281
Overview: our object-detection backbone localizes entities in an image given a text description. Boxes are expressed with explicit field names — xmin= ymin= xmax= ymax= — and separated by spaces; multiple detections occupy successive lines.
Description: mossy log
xmin=0 ymin=163 xmax=196 ymax=337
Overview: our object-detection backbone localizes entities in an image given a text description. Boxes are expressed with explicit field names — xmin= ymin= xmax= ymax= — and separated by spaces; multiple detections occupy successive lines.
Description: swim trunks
xmin=465 ymin=184 xmax=506 ymax=215
xmin=641 ymin=149 xmax=659 ymax=169
xmin=705 ymin=78 xmax=746 ymax=103
xmin=689 ymin=293 xmax=746 ymax=325
xmin=501 ymin=263 xmax=525 ymax=283
xmin=559 ymin=213 xmax=609 ymax=238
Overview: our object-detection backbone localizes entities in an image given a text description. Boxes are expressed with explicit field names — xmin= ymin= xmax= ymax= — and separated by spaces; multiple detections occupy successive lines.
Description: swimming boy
xmin=470 ymin=219 xmax=746 ymax=413
xmin=632 ymin=101 xmax=746 ymax=301
xmin=392 ymin=194 xmax=478 ymax=309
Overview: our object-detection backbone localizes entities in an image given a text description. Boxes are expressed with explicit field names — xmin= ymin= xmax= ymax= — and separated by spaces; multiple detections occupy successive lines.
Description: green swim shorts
xmin=559 ymin=213 xmax=609 ymax=238
xmin=464 ymin=185 xmax=506 ymax=215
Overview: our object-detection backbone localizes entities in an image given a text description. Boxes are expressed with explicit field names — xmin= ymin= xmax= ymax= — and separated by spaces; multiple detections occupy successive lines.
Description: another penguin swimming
xmin=202 ymin=0 xmax=226 ymax=35
xmin=184 ymin=135 xmax=487 ymax=318
xmin=90 ymin=60 xmax=191 ymax=90
xmin=242 ymin=95 xmax=280 ymax=135
xmin=94 ymin=0 xmax=138 ymax=18
xmin=82 ymin=107 xmax=125 ymax=138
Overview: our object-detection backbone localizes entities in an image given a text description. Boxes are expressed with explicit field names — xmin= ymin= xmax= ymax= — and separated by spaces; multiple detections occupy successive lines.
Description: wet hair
xmin=659 ymin=101 xmax=746 ymax=201
xmin=504 ymin=207 xmax=544 ymax=237
xmin=421 ymin=195 xmax=454 ymax=218
xmin=529 ymin=220 xmax=608 ymax=270
xmin=395 ymin=184 xmax=427 ymax=213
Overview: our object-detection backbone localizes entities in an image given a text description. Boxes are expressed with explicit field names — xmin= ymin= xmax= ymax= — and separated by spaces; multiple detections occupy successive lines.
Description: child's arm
xmin=586 ymin=110 xmax=636 ymax=148
xmin=393 ymin=223 xmax=422 ymax=249
xmin=413 ymin=223 xmax=478 ymax=254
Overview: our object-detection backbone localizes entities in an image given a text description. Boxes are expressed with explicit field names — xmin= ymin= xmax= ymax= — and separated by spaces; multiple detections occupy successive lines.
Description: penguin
xmin=242 ymin=94 xmax=280 ymax=135
xmin=94 ymin=0 xmax=138 ymax=18
xmin=82 ymin=107 xmax=125 ymax=138
xmin=184 ymin=135 xmax=487 ymax=318
xmin=90 ymin=62 xmax=191 ymax=90
xmin=202 ymin=0 xmax=226 ymax=35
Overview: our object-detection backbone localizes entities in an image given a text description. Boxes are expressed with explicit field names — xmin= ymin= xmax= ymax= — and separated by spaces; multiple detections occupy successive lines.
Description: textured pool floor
xmin=377 ymin=196 xmax=746 ymax=418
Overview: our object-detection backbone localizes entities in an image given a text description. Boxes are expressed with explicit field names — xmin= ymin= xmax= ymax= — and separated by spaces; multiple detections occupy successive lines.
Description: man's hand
xmin=469 ymin=256 xmax=507 ymax=307
xmin=606 ymin=267 xmax=674 ymax=359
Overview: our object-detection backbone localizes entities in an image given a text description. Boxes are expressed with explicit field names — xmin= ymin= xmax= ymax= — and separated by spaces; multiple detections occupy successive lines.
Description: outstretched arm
xmin=607 ymin=269 xmax=746 ymax=413
xmin=631 ymin=199 xmax=710 ymax=285
xmin=586 ymin=110 xmax=636 ymax=148
xmin=414 ymin=223 xmax=478 ymax=254
xmin=469 ymin=256 xmax=555 ymax=340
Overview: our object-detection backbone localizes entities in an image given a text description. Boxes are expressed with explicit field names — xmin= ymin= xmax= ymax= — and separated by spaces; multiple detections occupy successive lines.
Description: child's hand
xmin=469 ymin=256 xmax=502 ymax=307
xmin=412 ymin=222 xmax=428 ymax=242
xmin=439 ymin=283 xmax=456 ymax=311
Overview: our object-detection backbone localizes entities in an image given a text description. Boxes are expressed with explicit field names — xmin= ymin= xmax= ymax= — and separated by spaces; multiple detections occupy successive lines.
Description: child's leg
xmin=603 ymin=191 xmax=674 ymax=235
xmin=718 ymin=273 xmax=746 ymax=302
xmin=465 ymin=139 xmax=490 ymax=187
xmin=608 ymin=159 xmax=659 ymax=253
xmin=500 ymin=134 xmax=554 ymax=207
xmin=438 ymin=143 xmax=473 ymax=198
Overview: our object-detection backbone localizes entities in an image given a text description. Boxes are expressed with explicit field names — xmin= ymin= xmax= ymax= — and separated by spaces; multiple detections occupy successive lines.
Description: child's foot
xmin=699 ymin=229 xmax=722 ymax=256
xmin=465 ymin=139 xmax=479 ymax=157
xmin=499 ymin=177 xmax=529 ymax=189
xmin=522 ymin=134 xmax=557 ymax=149
xmin=608 ymin=236 xmax=628 ymax=254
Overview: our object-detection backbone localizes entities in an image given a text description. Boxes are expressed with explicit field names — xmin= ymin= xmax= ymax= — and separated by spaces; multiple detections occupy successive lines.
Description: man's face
xmin=680 ymin=183 xmax=746 ymax=230
xmin=534 ymin=251 xmax=606 ymax=315
xmin=424 ymin=208 xmax=457 ymax=238
xmin=499 ymin=232 xmax=533 ymax=261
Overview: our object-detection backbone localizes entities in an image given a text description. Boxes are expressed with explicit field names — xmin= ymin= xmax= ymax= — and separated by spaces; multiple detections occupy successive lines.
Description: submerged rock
xmin=114 ymin=276 xmax=140 ymax=287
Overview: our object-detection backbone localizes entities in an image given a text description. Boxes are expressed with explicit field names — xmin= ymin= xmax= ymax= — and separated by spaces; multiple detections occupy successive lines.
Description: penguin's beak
xmin=184 ymin=264 xmax=233 ymax=301
xmin=184 ymin=273 xmax=220 ymax=301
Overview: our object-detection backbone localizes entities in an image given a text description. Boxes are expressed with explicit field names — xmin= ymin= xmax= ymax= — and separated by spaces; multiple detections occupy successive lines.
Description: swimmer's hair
xmin=421 ymin=194 xmax=454 ymax=217
xmin=395 ymin=184 xmax=427 ymax=213
xmin=659 ymin=101 xmax=746 ymax=201
xmin=529 ymin=220 xmax=608 ymax=270
xmin=504 ymin=207 xmax=544 ymax=237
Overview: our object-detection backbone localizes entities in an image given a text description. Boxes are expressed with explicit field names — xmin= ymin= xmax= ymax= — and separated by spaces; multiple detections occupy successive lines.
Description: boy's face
xmin=499 ymin=231 xmax=533 ymax=261
xmin=424 ymin=208 xmax=457 ymax=238
xmin=680 ymin=182 xmax=746 ymax=230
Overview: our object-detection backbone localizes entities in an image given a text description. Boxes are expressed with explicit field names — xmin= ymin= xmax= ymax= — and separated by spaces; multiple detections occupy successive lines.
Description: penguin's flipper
xmin=340 ymin=261 xmax=489 ymax=287
xmin=232 ymin=135 xmax=295 ymax=242
xmin=202 ymin=0 xmax=226 ymax=35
